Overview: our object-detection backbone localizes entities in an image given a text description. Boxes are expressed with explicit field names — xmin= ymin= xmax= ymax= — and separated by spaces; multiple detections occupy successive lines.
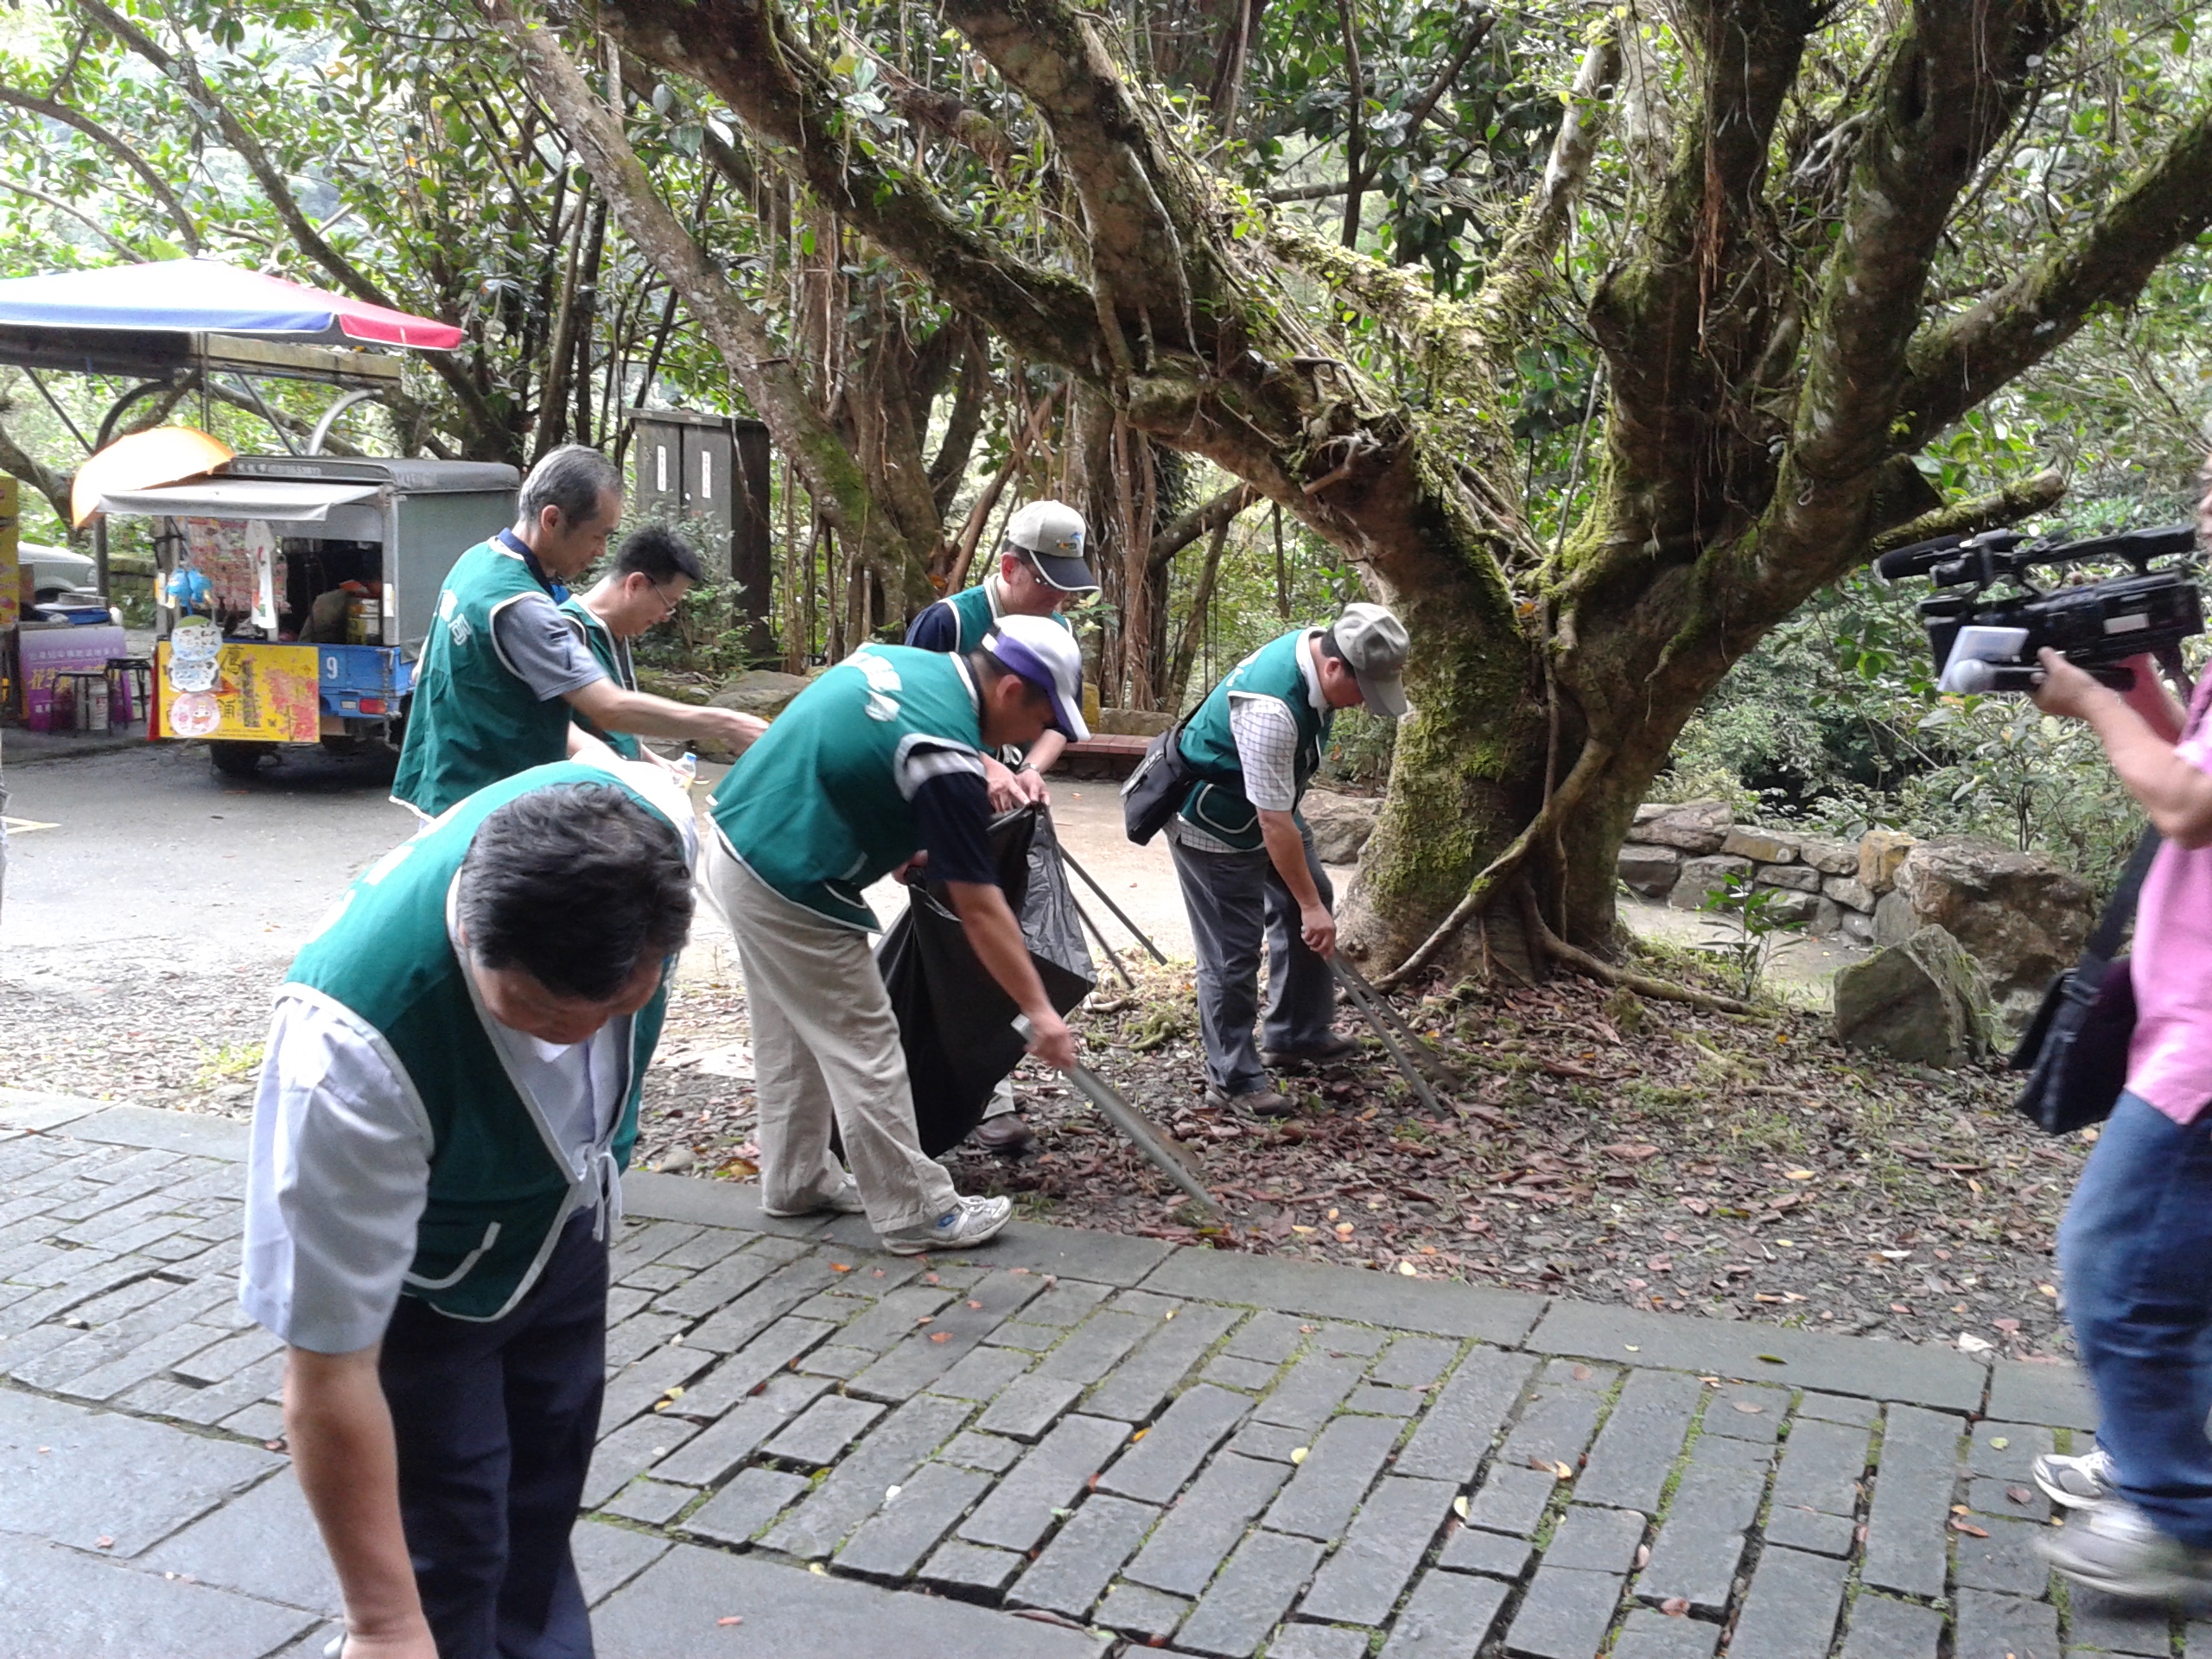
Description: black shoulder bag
xmin=2010 ymin=828 xmax=2160 ymax=1135
xmin=1121 ymin=677 xmax=1229 ymax=846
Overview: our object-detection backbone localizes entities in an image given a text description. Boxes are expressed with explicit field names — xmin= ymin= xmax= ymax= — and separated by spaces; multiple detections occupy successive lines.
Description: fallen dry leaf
xmin=2006 ymin=1485 xmax=2033 ymax=1505
xmin=1661 ymin=1599 xmax=1689 ymax=1618
xmin=929 ymin=1332 xmax=950 ymax=1344
xmin=717 ymin=1615 xmax=744 ymax=1626
xmin=1732 ymin=1402 xmax=1764 ymax=1414
xmin=1949 ymin=1519 xmax=1989 ymax=1538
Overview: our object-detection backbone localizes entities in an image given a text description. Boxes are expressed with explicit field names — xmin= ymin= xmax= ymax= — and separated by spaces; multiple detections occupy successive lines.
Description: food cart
xmin=0 ymin=257 xmax=495 ymax=766
xmin=93 ymin=454 xmax=517 ymax=772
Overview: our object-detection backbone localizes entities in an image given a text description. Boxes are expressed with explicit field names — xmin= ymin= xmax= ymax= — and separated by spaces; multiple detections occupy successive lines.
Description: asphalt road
xmin=0 ymin=739 xmax=1198 ymax=988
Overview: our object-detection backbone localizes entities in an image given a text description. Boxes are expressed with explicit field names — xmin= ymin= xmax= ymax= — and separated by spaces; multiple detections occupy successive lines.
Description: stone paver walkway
xmin=0 ymin=1086 xmax=2145 ymax=1659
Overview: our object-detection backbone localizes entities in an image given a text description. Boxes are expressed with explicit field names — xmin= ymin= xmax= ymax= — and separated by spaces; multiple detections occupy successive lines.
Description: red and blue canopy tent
xmin=0 ymin=258 xmax=461 ymax=588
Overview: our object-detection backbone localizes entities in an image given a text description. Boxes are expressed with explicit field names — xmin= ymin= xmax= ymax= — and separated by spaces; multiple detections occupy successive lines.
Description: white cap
xmin=988 ymin=613 xmax=1090 ymax=741
xmin=1331 ymin=602 xmax=1411 ymax=718
xmin=1003 ymin=500 xmax=1097 ymax=593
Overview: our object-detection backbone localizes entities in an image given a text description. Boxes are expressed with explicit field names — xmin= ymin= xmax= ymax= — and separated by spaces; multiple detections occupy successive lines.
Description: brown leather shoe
xmin=968 ymin=1113 xmax=1037 ymax=1154
xmin=1205 ymin=1086 xmax=1297 ymax=1119
xmin=1260 ymin=1033 xmax=1361 ymax=1069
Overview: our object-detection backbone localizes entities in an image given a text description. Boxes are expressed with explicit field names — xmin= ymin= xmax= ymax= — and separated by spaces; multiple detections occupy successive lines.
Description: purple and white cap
xmin=988 ymin=613 xmax=1090 ymax=742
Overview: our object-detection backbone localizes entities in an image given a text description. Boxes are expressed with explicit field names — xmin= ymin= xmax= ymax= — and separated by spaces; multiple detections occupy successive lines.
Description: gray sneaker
xmin=2042 ymin=1498 xmax=2212 ymax=1602
xmin=2034 ymin=1446 xmax=2116 ymax=1510
xmin=760 ymin=1173 xmax=868 ymax=1219
xmin=880 ymin=1194 xmax=1014 ymax=1256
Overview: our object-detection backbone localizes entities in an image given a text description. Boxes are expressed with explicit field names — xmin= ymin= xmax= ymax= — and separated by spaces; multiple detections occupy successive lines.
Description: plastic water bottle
xmin=676 ymin=753 xmax=698 ymax=782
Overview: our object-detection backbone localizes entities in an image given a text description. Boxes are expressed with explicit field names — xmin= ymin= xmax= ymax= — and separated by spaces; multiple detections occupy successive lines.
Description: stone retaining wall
xmin=1618 ymin=799 xmax=1909 ymax=941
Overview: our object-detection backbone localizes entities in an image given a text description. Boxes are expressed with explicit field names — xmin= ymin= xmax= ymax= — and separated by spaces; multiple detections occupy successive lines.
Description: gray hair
xmin=518 ymin=443 xmax=620 ymax=529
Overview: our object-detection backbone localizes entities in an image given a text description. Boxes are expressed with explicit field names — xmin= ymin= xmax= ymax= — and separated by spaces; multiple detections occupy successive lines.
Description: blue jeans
xmin=2060 ymin=1090 xmax=2212 ymax=1548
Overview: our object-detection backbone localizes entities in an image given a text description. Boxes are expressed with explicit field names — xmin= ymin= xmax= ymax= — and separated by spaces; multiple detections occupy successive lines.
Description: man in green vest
xmin=906 ymin=499 xmax=1096 ymax=808
xmin=240 ymin=760 xmax=697 ymax=1659
xmin=1171 ymin=602 xmax=1412 ymax=1117
xmin=702 ymin=615 xmax=1087 ymax=1253
xmin=393 ymin=443 xmax=763 ymax=819
xmin=905 ymin=499 xmax=1096 ymax=1154
xmin=559 ymin=523 xmax=705 ymax=766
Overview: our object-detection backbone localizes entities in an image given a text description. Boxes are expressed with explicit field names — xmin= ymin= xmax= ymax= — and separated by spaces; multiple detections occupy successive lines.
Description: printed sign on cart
xmin=156 ymin=639 xmax=321 ymax=742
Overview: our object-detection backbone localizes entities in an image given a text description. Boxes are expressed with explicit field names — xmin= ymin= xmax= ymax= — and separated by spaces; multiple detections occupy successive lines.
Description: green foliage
xmin=1697 ymin=871 xmax=1783 ymax=1000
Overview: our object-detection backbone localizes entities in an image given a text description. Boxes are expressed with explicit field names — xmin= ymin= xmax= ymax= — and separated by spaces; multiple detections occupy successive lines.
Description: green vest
xmin=559 ymin=595 xmax=642 ymax=761
xmin=1174 ymin=628 xmax=1332 ymax=851
xmin=392 ymin=537 xmax=579 ymax=817
xmin=284 ymin=762 xmax=675 ymax=1320
xmin=927 ymin=582 xmax=1073 ymax=652
xmin=709 ymin=645 xmax=982 ymax=929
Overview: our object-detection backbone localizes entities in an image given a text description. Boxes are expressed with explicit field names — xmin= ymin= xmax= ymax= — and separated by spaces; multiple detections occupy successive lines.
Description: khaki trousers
xmin=702 ymin=834 xmax=957 ymax=1232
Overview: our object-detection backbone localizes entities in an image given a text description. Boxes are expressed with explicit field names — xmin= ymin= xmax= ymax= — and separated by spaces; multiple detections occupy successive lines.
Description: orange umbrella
xmin=71 ymin=425 xmax=235 ymax=527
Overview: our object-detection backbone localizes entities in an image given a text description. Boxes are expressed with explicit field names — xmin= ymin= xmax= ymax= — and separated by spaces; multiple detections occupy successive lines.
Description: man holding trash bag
xmin=702 ymin=615 xmax=1087 ymax=1254
xmin=1168 ymin=602 xmax=1412 ymax=1118
xmin=905 ymin=499 xmax=1098 ymax=1154
xmin=393 ymin=444 xmax=764 ymax=819
xmin=240 ymin=760 xmax=696 ymax=1659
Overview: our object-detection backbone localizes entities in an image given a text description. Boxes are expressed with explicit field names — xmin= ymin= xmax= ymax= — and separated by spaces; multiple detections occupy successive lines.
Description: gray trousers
xmin=1170 ymin=826 xmax=1337 ymax=1095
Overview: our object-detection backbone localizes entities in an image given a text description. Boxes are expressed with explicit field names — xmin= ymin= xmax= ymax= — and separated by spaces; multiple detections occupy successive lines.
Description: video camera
xmin=1876 ymin=522 xmax=2202 ymax=694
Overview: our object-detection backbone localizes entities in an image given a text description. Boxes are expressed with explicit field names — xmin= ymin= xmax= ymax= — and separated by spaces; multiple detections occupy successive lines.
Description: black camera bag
xmin=1121 ymin=671 xmax=1234 ymax=845
xmin=2010 ymin=829 xmax=2158 ymax=1134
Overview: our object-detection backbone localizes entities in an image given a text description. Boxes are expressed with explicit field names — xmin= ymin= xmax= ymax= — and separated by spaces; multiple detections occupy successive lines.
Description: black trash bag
xmin=876 ymin=805 xmax=1096 ymax=1156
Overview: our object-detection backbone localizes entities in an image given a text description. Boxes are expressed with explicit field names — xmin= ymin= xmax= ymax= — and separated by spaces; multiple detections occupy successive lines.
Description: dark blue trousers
xmin=2060 ymin=1091 xmax=2212 ymax=1547
xmin=380 ymin=1211 xmax=607 ymax=1659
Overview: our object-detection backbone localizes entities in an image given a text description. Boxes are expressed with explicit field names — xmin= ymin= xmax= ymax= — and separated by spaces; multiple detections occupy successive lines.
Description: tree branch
xmin=1865 ymin=469 xmax=2066 ymax=560
xmin=0 ymin=82 xmax=200 ymax=251
xmin=0 ymin=178 xmax=144 ymax=260
xmin=934 ymin=0 xmax=1201 ymax=321
xmin=1470 ymin=26 xmax=1618 ymax=355
xmin=488 ymin=0 xmax=936 ymax=606
xmin=1900 ymin=95 xmax=2212 ymax=448
xmin=1149 ymin=480 xmax=1255 ymax=571
xmin=597 ymin=0 xmax=1103 ymax=369
xmin=0 ymin=387 xmax=74 ymax=527
xmin=77 ymin=0 xmax=507 ymax=454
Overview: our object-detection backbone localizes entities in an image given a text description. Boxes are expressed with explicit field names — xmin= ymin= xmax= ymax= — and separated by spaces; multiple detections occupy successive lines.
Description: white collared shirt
xmin=239 ymin=758 xmax=696 ymax=1353
xmin=1171 ymin=630 xmax=1326 ymax=854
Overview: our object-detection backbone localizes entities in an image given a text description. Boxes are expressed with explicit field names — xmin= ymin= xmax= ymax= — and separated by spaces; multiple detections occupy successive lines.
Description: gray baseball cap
xmin=1004 ymin=500 xmax=1097 ymax=594
xmin=1331 ymin=602 xmax=1410 ymax=718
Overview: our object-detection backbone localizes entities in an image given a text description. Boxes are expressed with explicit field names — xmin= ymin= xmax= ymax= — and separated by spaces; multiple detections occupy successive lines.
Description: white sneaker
xmin=880 ymin=1194 xmax=1014 ymax=1255
xmin=2034 ymin=1446 xmax=2116 ymax=1510
xmin=760 ymin=1174 xmax=868 ymax=1218
xmin=2042 ymin=1497 xmax=2212 ymax=1601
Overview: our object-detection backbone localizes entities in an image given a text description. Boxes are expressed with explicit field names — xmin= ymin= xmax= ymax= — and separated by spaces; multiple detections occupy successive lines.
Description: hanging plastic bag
xmin=876 ymin=805 xmax=1095 ymax=1155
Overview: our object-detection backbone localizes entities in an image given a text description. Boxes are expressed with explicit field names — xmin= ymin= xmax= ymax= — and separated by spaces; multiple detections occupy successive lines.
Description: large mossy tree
xmin=506 ymin=1 xmax=2212 ymax=974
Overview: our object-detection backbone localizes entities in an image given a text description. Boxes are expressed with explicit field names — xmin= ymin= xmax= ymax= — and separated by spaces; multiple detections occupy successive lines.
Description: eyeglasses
xmin=648 ymin=581 xmax=685 ymax=620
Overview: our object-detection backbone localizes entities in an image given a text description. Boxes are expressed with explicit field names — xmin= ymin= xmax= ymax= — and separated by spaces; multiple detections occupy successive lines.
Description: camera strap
xmin=2085 ymin=829 xmax=2163 ymax=969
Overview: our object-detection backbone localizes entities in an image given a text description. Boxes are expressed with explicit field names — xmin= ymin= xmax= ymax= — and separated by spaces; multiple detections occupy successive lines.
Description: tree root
xmin=1521 ymin=892 xmax=1757 ymax=1017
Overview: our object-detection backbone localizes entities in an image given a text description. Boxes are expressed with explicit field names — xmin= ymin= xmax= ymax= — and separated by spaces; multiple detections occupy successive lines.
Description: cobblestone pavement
xmin=0 ymin=1087 xmax=2152 ymax=1659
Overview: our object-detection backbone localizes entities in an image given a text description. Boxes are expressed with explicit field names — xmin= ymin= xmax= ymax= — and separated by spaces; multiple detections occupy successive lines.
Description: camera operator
xmin=2032 ymin=480 xmax=2212 ymax=1600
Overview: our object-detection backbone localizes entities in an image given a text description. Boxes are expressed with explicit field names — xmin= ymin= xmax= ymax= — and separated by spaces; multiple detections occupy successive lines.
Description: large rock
xmin=1637 ymin=798 xmax=1734 ymax=854
xmin=1890 ymin=838 xmax=2095 ymax=1010
xmin=1723 ymin=828 xmax=1799 ymax=863
xmin=1798 ymin=836 xmax=1861 ymax=876
xmin=710 ymin=670 xmax=811 ymax=721
xmin=1095 ymin=707 xmax=1175 ymax=737
xmin=1303 ymin=790 xmax=1381 ymax=864
xmin=1669 ymin=854 xmax=1751 ymax=910
xmin=1758 ymin=863 xmax=1821 ymax=893
xmin=1618 ymin=844 xmax=1683 ymax=899
xmin=1761 ymin=889 xmax=1821 ymax=927
xmin=1833 ymin=925 xmax=1993 ymax=1066
xmin=1823 ymin=874 xmax=1875 ymax=912
xmin=1858 ymin=829 xmax=1917 ymax=895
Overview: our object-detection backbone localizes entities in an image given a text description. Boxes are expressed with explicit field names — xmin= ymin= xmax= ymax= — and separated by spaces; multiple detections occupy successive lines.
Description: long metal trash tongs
xmin=1330 ymin=957 xmax=1445 ymax=1115
xmin=1014 ymin=1016 xmax=1224 ymax=1227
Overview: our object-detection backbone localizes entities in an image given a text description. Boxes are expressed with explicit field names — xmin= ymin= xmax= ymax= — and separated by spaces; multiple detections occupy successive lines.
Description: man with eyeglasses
xmin=560 ymin=524 xmax=736 ymax=767
xmin=393 ymin=446 xmax=764 ymax=820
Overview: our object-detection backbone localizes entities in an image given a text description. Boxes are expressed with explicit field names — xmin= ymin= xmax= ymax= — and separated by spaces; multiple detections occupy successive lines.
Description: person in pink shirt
xmin=2031 ymin=488 xmax=2212 ymax=1600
